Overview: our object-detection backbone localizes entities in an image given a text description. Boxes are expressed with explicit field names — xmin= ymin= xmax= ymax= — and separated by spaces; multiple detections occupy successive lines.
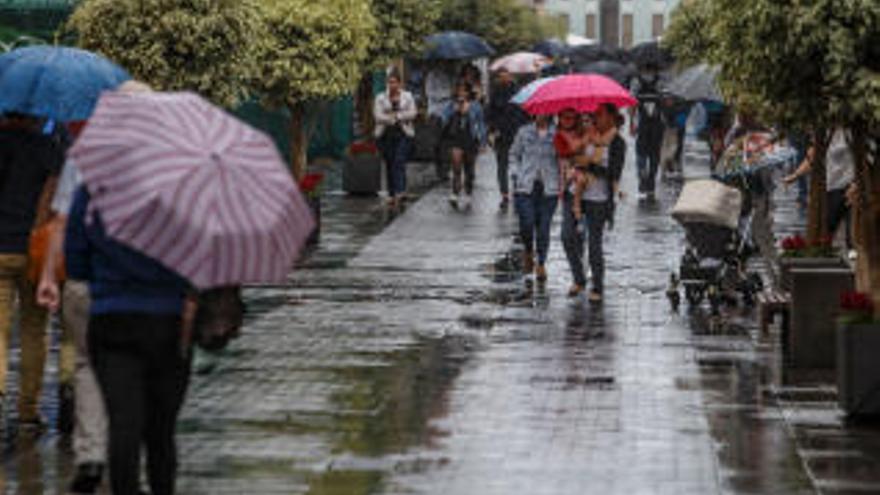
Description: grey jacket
xmin=508 ymin=123 xmax=559 ymax=196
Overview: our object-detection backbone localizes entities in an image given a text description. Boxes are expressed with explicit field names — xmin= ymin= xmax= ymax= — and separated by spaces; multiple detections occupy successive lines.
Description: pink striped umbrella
xmin=490 ymin=52 xmax=551 ymax=74
xmin=68 ymin=91 xmax=315 ymax=289
xmin=522 ymin=74 xmax=637 ymax=115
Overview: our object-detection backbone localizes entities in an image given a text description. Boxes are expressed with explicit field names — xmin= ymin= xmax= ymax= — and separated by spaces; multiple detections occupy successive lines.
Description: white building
xmin=530 ymin=0 xmax=682 ymax=48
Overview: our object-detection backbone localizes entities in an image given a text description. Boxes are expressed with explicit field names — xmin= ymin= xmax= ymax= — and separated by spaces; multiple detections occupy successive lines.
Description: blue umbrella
xmin=0 ymin=46 xmax=130 ymax=121
xmin=424 ymin=31 xmax=495 ymax=60
xmin=511 ymin=76 xmax=559 ymax=105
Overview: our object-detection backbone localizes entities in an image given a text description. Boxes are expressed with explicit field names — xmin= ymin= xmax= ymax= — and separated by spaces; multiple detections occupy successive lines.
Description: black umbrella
xmin=629 ymin=40 xmax=675 ymax=70
xmin=531 ymin=39 xmax=568 ymax=59
xmin=568 ymin=44 xmax=630 ymax=65
xmin=423 ymin=31 xmax=495 ymax=60
xmin=664 ymin=64 xmax=722 ymax=102
xmin=573 ymin=60 xmax=638 ymax=86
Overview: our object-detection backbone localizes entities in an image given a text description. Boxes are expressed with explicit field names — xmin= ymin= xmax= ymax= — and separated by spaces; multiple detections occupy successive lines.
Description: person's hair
xmin=387 ymin=70 xmax=402 ymax=83
xmin=454 ymin=82 xmax=471 ymax=98
xmin=601 ymin=103 xmax=619 ymax=119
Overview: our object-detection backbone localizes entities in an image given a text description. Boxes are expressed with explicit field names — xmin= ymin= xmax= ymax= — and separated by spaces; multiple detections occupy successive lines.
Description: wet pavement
xmin=4 ymin=137 xmax=880 ymax=494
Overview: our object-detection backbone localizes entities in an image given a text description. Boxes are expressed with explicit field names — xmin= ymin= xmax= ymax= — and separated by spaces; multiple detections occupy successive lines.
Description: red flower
xmin=841 ymin=291 xmax=875 ymax=313
xmin=349 ymin=141 xmax=379 ymax=155
xmin=299 ymin=173 xmax=324 ymax=193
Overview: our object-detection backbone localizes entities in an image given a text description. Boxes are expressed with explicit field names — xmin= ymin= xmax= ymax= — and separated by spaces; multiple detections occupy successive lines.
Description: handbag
xmin=27 ymin=220 xmax=65 ymax=284
xmin=191 ymin=287 xmax=245 ymax=352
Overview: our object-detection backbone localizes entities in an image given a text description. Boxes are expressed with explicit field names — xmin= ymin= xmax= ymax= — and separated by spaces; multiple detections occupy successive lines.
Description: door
xmin=600 ymin=0 xmax=620 ymax=47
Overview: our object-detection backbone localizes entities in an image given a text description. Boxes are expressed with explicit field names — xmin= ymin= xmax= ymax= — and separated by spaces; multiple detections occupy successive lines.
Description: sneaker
xmin=499 ymin=197 xmax=510 ymax=211
xmin=568 ymin=284 xmax=585 ymax=298
xmin=58 ymin=383 xmax=75 ymax=435
xmin=69 ymin=462 xmax=104 ymax=494
xmin=448 ymin=194 xmax=459 ymax=209
xmin=588 ymin=291 xmax=603 ymax=303
xmin=535 ymin=265 xmax=547 ymax=282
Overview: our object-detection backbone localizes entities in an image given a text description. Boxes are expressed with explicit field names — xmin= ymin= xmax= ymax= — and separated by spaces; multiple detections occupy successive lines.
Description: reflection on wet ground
xmin=4 ymin=142 xmax=880 ymax=493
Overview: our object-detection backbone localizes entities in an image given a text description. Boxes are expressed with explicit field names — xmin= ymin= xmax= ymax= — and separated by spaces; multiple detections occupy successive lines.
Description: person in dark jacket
xmin=630 ymin=73 xmax=665 ymax=197
xmin=487 ymin=68 xmax=528 ymax=210
xmin=0 ymin=113 xmax=62 ymax=431
xmin=65 ymin=186 xmax=191 ymax=495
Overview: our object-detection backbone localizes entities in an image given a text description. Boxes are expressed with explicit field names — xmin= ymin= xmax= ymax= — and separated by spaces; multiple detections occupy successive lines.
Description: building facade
xmin=530 ymin=0 xmax=682 ymax=48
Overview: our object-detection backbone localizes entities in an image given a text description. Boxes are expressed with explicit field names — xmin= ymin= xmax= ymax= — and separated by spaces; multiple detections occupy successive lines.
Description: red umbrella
xmin=522 ymin=74 xmax=637 ymax=115
xmin=69 ymin=91 xmax=315 ymax=289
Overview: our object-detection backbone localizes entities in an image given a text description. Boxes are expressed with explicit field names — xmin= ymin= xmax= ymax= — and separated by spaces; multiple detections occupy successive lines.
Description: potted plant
xmin=837 ymin=291 xmax=880 ymax=416
xmin=343 ymin=140 xmax=382 ymax=195
xmin=299 ymin=172 xmax=324 ymax=245
xmin=778 ymin=234 xmax=846 ymax=291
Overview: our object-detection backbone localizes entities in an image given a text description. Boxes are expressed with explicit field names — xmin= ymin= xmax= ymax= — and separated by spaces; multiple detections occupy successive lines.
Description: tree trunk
xmin=288 ymin=102 xmax=307 ymax=180
xmin=355 ymin=73 xmax=375 ymax=141
xmin=806 ymin=130 xmax=831 ymax=244
xmin=849 ymin=127 xmax=880 ymax=318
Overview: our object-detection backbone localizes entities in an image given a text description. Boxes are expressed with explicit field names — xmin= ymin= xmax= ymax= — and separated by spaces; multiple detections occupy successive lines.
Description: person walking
xmin=441 ymin=83 xmax=487 ymax=209
xmin=425 ymin=62 xmax=455 ymax=181
xmin=374 ymin=71 xmax=417 ymax=210
xmin=561 ymin=104 xmax=626 ymax=302
xmin=630 ymin=73 xmax=665 ymax=197
xmin=784 ymin=129 xmax=855 ymax=250
xmin=0 ymin=113 xmax=63 ymax=432
xmin=508 ymin=114 xmax=559 ymax=282
xmin=65 ymin=183 xmax=192 ymax=495
xmin=488 ymin=68 xmax=529 ymax=211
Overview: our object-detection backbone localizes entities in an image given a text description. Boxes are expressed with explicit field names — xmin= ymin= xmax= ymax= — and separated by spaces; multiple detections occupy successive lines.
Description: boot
xmin=69 ymin=462 xmax=104 ymax=494
xmin=522 ymin=251 xmax=534 ymax=275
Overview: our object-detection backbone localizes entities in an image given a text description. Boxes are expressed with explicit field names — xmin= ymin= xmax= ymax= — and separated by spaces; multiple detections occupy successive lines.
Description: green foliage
xmin=663 ymin=0 xmax=713 ymax=67
xmin=366 ymin=0 xmax=441 ymax=69
xmin=66 ymin=0 xmax=262 ymax=107
xmin=437 ymin=0 xmax=561 ymax=55
xmin=256 ymin=0 xmax=376 ymax=108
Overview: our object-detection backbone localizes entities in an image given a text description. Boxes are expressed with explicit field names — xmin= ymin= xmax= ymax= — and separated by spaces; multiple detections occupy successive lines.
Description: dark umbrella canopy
xmin=424 ymin=31 xmax=495 ymax=60
xmin=568 ymin=44 xmax=630 ymax=65
xmin=628 ymin=40 xmax=675 ymax=70
xmin=573 ymin=60 xmax=637 ymax=86
xmin=532 ymin=39 xmax=568 ymax=58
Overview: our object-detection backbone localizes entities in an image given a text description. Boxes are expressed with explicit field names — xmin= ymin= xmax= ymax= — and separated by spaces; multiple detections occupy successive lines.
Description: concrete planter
xmin=787 ymin=267 xmax=854 ymax=368
xmin=837 ymin=323 xmax=880 ymax=416
xmin=779 ymin=256 xmax=846 ymax=292
xmin=343 ymin=153 xmax=382 ymax=195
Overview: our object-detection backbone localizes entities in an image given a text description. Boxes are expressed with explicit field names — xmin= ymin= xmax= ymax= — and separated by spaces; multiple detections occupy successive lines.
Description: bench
xmin=757 ymin=289 xmax=791 ymax=334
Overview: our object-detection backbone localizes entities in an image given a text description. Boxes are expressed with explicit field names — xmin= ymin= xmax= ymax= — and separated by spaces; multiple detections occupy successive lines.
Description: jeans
xmin=495 ymin=136 xmax=514 ymax=197
xmin=379 ymin=133 xmax=412 ymax=198
xmin=89 ymin=313 xmax=192 ymax=495
xmin=0 ymin=253 xmax=48 ymax=420
xmin=561 ymin=195 xmax=609 ymax=292
xmin=62 ymin=281 xmax=106 ymax=464
xmin=514 ymin=182 xmax=558 ymax=265
xmin=828 ymin=187 xmax=852 ymax=249
xmin=636 ymin=144 xmax=661 ymax=193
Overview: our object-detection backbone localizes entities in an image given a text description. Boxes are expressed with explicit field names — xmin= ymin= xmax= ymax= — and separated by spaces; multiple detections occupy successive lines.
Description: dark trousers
xmin=514 ymin=182 xmax=558 ymax=265
xmin=495 ymin=136 xmax=514 ymax=197
xmin=827 ymin=187 xmax=852 ymax=248
xmin=89 ymin=313 xmax=192 ymax=495
xmin=674 ymin=127 xmax=686 ymax=167
xmin=431 ymin=118 xmax=447 ymax=181
xmin=451 ymin=148 xmax=476 ymax=195
xmin=562 ymin=195 xmax=608 ymax=292
xmin=637 ymin=143 xmax=661 ymax=193
xmin=379 ymin=133 xmax=411 ymax=198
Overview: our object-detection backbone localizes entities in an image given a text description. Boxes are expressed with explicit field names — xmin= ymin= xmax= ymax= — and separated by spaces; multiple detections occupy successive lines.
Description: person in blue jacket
xmin=440 ymin=82 xmax=487 ymax=209
xmin=65 ymin=186 xmax=191 ymax=495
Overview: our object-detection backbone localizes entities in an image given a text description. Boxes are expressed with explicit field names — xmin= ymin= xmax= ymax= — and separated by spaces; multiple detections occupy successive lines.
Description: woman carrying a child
xmin=559 ymin=103 xmax=626 ymax=302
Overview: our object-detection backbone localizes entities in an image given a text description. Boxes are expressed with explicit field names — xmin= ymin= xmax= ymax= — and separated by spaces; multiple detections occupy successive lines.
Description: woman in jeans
xmin=441 ymin=83 xmax=487 ymax=209
xmin=561 ymin=104 xmax=626 ymax=302
xmin=66 ymin=186 xmax=191 ymax=495
xmin=374 ymin=71 xmax=417 ymax=209
xmin=508 ymin=114 xmax=559 ymax=282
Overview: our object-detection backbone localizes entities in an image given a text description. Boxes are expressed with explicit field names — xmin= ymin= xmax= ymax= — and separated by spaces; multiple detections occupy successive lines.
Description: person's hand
xmin=36 ymin=277 xmax=61 ymax=313
xmin=617 ymin=190 xmax=626 ymax=201
xmin=782 ymin=173 xmax=798 ymax=188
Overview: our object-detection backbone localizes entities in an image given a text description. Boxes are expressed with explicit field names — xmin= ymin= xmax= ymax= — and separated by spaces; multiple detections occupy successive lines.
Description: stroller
xmin=667 ymin=179 xmax=763 ymax=313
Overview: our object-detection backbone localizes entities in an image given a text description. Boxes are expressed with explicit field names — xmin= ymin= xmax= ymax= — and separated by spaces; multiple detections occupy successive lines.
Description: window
xmin=559 ymin=13 xmax=570 ymax=33
xmin=622 ymin=13 xmax=634 ymax=48
xmin=585 ymin=13 xmax=597 ymax=40
xmin=652 ymin=13 xmax=665 ymax=38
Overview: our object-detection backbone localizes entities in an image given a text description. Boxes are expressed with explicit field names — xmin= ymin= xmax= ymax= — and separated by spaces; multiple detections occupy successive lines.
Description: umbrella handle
xmin=180 ymin=295 xmax=198 ymax=359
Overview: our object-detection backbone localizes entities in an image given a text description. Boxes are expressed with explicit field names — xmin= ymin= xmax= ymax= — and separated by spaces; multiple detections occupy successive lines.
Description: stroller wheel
xmin=685 ymin=286 xmax=704 ymax=306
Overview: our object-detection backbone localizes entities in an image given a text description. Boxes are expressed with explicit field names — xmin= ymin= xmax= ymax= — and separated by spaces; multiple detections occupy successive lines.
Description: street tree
xmin=66 ymin=0 xmax=262 ymax=108
xmin=255 ymin=0 xmax=376 ymax=178
xmin=437 ymin=0 xmax=562 ymax=55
